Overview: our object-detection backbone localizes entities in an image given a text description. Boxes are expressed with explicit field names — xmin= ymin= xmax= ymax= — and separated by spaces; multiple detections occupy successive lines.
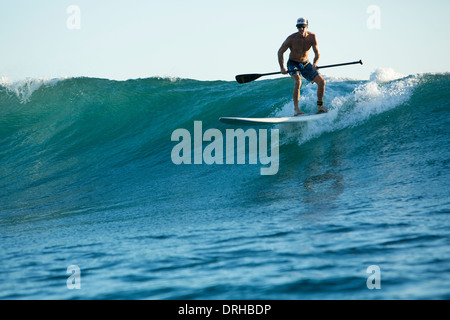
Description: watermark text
xmin=366 ymin=5 xmax=381 ymax=30
xmin=366 ymin=265 xmax=381 ymax=289
xmin=66 ymin=265 xmax=81 ymax=289
xmin=66 ymin=5 xmax=81 ymax=30
xmin=171 ymin=121 xmax=279 ymax=175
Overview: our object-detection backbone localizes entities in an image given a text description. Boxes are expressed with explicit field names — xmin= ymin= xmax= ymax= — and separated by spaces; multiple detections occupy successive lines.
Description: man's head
xmin=296 ymin=17 xmax=308 ymax=35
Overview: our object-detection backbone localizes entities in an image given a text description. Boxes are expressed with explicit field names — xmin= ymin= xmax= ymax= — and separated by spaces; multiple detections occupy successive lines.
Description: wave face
xmin=1 ymin=71 xmax=449 ymax=299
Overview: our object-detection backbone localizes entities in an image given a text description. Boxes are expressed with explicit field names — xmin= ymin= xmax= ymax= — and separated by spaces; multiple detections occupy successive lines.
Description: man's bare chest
xmin=291 ymin=38 xmax=313 ymax=53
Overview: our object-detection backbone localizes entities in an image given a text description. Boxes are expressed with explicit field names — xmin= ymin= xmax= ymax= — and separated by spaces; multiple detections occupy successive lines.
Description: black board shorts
xmin=287 ymin=59 xmax=320 ymax=82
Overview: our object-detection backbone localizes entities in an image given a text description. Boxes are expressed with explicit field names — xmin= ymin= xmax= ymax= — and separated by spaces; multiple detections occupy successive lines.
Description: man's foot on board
xmin=317 ymin=106 xmax=328 ymax=114
xmin=294 ymin=110 xmax=305 ymax=117
xmin=316 ymin=101 xmax=328 ymax=114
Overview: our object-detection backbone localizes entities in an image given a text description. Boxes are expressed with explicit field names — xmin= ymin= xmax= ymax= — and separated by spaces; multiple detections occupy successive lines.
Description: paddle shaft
xmin=235 ymin=60 xmax=363 ymax=83
xmin=262 ymin=60 xmax=363 ymax=76
xmin=316 ymin=60 xmax=363 ymax=69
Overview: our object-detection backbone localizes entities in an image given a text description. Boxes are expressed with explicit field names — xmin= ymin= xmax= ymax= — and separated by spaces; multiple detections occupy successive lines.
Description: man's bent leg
xmin=292 ymin=74 xmax=304 ymax=115
xmin=313 ymin=74 xmax=325 ymax=101
xmin=313 ymin=74 xmax=328 ymax=113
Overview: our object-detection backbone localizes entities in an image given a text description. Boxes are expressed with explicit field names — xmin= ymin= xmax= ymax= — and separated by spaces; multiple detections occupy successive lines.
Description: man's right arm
xmin=278 ymin=39 xmax=290 ymax=74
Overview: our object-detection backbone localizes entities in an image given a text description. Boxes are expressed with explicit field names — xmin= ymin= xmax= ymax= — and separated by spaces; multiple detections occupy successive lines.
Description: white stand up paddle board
xmin=220 ymin=113 xmax=327 ymax=125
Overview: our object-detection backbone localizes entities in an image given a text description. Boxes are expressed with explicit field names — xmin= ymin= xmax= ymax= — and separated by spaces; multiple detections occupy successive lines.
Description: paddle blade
xmin=235 ymin=73 xmax=262 ymax=84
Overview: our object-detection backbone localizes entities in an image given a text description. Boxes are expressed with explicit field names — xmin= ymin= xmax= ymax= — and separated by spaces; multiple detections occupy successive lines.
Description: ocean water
xmin=0 ymin=70 xmax=449 ymax=299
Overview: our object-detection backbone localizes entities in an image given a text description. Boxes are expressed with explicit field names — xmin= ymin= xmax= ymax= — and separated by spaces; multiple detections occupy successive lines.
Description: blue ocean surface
xmin=0 ymin=70 xmax=449 ymax=299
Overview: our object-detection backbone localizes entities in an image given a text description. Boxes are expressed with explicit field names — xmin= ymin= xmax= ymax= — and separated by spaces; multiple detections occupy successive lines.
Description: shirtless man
xmin=278 ymin=17 xmax=328 ymax=116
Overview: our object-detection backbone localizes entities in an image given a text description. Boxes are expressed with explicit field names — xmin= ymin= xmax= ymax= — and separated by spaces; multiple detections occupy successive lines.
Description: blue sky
xmin=1 ymin=0 xmax=449 ymax=81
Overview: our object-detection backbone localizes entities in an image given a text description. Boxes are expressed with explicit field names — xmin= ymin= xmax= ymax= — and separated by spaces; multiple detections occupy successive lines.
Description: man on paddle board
xmin=278 ymin=17 xmax=328 ymax=116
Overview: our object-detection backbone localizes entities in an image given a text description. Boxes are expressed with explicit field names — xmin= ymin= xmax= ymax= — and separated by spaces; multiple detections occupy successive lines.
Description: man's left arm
xmin=312 ymin=35 xmax=320 ymax=70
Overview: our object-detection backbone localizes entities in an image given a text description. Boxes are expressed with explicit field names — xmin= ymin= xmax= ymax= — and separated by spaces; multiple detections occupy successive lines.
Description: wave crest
xmin=0 ymin=76 xmax=69 ymax=103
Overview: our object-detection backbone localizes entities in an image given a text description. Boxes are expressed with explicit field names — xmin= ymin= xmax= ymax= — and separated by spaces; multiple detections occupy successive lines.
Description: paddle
xmin=235 ymin=59 xmax=363 ymax=84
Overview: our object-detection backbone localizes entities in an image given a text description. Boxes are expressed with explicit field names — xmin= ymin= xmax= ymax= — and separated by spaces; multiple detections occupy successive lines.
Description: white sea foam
xmin=369 ymin=68 xmax=406 ymax=83
xmin=274 ymin=69 xmax=420 ymax=145
xmin=0 ymin=76 xmax=69 ymax=103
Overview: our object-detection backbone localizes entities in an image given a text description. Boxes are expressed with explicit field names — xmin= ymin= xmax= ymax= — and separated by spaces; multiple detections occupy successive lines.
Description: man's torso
xmin=287 ymin=31 xmax=316 ymax=63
